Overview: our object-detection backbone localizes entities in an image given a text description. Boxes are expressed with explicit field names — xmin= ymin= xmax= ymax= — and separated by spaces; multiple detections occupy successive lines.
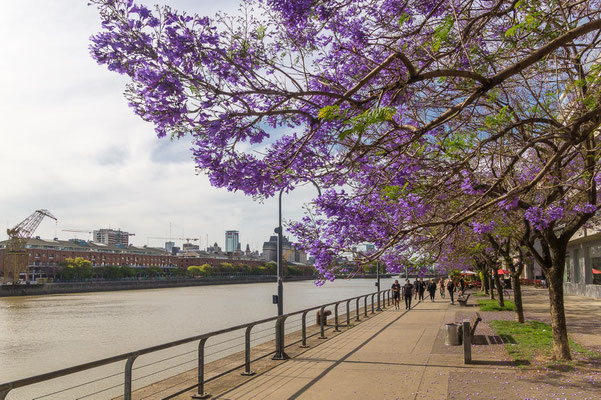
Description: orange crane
xmin=3 ymin=209 xmax=57 ymax=283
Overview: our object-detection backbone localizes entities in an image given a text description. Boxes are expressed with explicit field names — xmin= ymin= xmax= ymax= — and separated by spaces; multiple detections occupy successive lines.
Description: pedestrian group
xmin=391 ymin=276 xmax=463 ymax=310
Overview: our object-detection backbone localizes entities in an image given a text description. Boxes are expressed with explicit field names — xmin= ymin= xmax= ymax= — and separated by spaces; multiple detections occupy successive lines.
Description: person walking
xmin=459 ymin=277 xmax=466 ymax=296
xmin=391 ymin=280 xmax=401 ymax=310
xmin=403 ymin=279 xmax=414 ymax=310
xmin=427 ymin=279 xmax=437 ymax=302
xmin=418 ymin=277 xmax=426 ymax=301
xmin=447 ymin=278 xmax=455 ymax=304
xmin=438 ymin=277 xmax=445 ymax=298
xmin=413 ymin=278 xmax=420 ymax=300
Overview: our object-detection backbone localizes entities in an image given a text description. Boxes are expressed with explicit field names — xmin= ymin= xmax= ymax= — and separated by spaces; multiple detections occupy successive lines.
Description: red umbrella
xmin=497 ymin=269 xmax=510 ymax=275
xmin=593 ymin=268 xmax=601 ymax=275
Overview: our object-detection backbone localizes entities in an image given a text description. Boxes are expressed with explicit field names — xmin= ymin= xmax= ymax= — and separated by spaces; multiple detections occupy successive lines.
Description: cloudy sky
xmin=0 ymin=0 xmax=317 ymax=252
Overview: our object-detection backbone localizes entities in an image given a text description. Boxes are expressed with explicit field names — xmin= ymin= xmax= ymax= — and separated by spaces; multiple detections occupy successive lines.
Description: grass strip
xmin=477 ymin=299 xmax=515 ymax=311
xmin=489 ymin=320 xmax=601 ymax=365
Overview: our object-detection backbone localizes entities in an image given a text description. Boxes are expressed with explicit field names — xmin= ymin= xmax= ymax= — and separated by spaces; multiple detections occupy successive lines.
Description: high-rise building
xmin=165 ymin=241 xmax=175 ymax=253
xmin=93 ymin=229 xmax=132 ymax=246
xmin=225 ymin=230 xmax=240 ymax=253
xmin=262 ymin=236 xmax=308 ymax=264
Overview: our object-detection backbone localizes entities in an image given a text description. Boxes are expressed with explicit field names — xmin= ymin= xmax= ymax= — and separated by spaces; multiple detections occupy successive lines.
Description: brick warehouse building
xmin=0 ymin=238 xmax=293 ymax=281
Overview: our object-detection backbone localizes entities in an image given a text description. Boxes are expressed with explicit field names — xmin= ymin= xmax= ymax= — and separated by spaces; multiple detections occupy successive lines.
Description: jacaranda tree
xmin=90 ymin=0 xmax=601 ymax=359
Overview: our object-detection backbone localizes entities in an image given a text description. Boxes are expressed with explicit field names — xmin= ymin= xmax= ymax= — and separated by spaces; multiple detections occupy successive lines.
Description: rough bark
xmin=482 ymin=266 xmax=490 ymax=295
xmin=493 ymin=267 xmax=504 ymax=307
xmin=510 ymin=269 xmax=525 ymax=323
xmin=504 ymin=255 xmax=525 ymax=323
xmin=548 ymin=254 xmax=572 ymax=360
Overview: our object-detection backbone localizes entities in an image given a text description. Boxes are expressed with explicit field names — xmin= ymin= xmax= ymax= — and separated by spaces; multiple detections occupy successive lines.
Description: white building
xmin=93 ymin=229 xmax=132 ymax=246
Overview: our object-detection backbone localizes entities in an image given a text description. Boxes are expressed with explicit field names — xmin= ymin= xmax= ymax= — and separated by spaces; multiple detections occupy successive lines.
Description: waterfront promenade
xmin=154 ymin=299 xmax=516 ymax=400
xmin=155 ymin=291 xmax=601 ymax=400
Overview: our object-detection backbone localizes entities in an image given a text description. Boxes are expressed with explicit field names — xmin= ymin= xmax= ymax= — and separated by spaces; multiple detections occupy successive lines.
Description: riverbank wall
xmin=0 ymin=275 xmax=315 ymax=297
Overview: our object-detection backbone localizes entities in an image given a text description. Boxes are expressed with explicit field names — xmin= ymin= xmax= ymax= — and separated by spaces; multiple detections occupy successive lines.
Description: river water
xmin=0 ymin=278 xmax=392 ymax=399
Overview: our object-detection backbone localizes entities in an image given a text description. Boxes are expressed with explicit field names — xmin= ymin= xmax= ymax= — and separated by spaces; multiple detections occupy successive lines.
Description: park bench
xmin=462 ymin=312 xmax=482 ymax=364
xmin=457 ymin=293 xmax=471 ymax=306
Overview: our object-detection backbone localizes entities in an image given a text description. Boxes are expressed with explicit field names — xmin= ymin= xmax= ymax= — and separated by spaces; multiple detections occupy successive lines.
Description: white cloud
xmin=0 ymin=0 xmax=316 ymax=252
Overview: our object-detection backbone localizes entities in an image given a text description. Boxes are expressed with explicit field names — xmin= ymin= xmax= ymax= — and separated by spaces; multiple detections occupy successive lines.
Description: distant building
xmin=183 ymin=243 xmax=200 ymax=251
xmin=262 ymin=236 xmax=308 ymax=265
xmin=93 ymin=229 xmax=132 ymax=246
xmin=0 ymin=238 xmax=174 ymax=281
xmin=225 ymin=231 xmax=240 ymax=253
xmin=165 ymin=241 xmax=175 ymax=253
xmin=207 ymin=242 xmax=222 ymax=254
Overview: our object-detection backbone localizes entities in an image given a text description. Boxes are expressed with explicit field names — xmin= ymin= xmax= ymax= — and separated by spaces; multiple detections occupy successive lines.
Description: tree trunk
xmin=511 ymin=271 xmax=524 ymax=323
xmin=547 ymin=257 xmax=572 ymax=360
xmin=493 ymin=268 xmax=504 ymax=307
xmin=483 ymin=268 xmax=490 ymax=295
xmin=505 ymin=256 xmax=524 ymax=323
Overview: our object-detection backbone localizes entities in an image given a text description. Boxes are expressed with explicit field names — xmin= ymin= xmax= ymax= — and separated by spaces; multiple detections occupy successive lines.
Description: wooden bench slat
xmin=470 ymin=312 xmax=482 ymax=337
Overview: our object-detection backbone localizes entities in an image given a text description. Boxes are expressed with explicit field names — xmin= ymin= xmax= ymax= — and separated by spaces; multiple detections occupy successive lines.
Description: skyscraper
xmin=225 ymin=230 xmax=239 ymax=253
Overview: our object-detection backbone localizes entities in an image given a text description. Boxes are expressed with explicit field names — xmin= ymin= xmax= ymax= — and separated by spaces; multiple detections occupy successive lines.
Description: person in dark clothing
xmin=413 ymin=278 xmax=420 ymax=300
xmin=459 ymin=277 xmax=466 ymax=296
xmin=391 ymin=280 xmax=401 ymax=310
xmin=427 ymin=279 xmax=437 ymax=302
xmin=403 ymin=279 xmax=414 ymax=310
xmin=418 ymin=277 xmax=426 ymax=301
xmin=447 ymin=278 xmax=455 ymax=304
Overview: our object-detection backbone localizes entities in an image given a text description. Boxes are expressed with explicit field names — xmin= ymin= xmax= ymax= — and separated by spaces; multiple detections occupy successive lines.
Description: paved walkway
xmin=209 ymin=300 xmax=512 ymax=400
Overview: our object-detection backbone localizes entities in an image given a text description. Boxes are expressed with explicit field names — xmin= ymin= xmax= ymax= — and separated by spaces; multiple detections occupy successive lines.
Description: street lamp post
xmin=273 ymin=179 xmax=321 ymax=360
xmin=375 ymin=261 xmax=381 ymax=311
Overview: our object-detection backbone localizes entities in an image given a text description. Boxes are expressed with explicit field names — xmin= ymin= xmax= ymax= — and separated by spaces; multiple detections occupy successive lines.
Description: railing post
xmin=124 ymin=354 xmax=138 ymax=400
xmin=346 ymin=299 xmax=351 ymax=326
xmin=241 ymin=325 xmax=256 ymax=376
xmin=192 ymin=338 xmax=209 ymax=399
xmin=300 ymin=311 xmax=309 ymax=348
xmin=388 ymin=289 xmax=391 ymax=306
xmin=356 ymin=298 xmax=360 ymax=321
xmin=371 ymin=293 xmax=375 ymax=314
xmin=376 ymin=290 xmax=381 ymax=311
xmin=319 ymin=306 xmax=327 ymax=339
xmin=364 ymin=296 xmax=368 ymax=317
xmin=334 ymin=303 xmax=340 ymax=332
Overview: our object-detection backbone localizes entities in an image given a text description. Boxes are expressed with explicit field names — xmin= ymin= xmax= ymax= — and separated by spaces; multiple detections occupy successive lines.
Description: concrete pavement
xmin=209 ymin=300 xmax=513 ymax=400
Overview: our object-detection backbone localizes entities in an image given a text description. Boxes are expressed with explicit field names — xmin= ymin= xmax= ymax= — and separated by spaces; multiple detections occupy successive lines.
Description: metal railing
xmin=0 ymin=289 xmax=391 ymax=400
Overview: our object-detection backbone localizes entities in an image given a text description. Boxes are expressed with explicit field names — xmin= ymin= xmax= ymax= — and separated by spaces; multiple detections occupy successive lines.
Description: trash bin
xmin=445 ymin=323 xmax=462 ymax=346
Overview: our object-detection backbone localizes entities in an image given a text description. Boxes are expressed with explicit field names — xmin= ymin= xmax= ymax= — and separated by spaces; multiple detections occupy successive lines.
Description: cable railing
xmin=0 ymin=289 xmax=391 ymax=400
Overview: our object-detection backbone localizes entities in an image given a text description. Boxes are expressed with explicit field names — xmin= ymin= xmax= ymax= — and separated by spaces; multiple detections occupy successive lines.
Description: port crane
xmin=3 ymin=209 xmax=57 ymax=283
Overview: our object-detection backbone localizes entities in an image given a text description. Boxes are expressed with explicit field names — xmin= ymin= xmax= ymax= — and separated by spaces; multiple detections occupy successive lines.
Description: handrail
xmin=0 ymin=289 xmax=390 ymax=399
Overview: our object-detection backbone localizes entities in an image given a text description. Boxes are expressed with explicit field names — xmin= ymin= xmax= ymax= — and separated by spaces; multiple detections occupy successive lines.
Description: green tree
xmin=58 ymin=257 xmax=93 ymax=280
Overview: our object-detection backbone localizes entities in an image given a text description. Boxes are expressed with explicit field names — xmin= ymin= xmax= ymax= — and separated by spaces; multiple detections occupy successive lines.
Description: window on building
xmin=564 ymin=255 xmax=572 ymax=283
xmin=589 ymin=245 xmax=601 ymax=285
xmin=573 ymin=248 xmax=580 ymax=283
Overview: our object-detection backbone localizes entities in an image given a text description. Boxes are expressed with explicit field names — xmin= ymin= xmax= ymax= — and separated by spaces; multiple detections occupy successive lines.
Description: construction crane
xmin=62 ymin=229 xmax=92 ymax=240
xmin=148 ymin=236 xmax=200 ymax=247
xmin=3 ymin=209 xmax=57 ymax=283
